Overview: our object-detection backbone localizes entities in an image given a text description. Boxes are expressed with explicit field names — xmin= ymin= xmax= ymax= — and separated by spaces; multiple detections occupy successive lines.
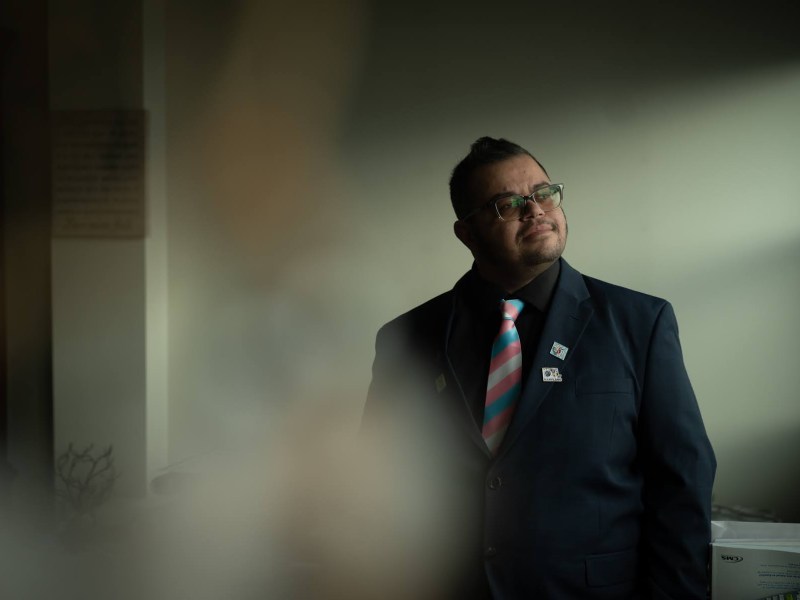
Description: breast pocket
xmin=574 ymin=375 xmax=639 ymax=466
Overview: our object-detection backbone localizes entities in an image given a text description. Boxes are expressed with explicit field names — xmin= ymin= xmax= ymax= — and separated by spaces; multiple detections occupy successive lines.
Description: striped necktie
xmin=482 ymin=299 xmax=524 ymax=455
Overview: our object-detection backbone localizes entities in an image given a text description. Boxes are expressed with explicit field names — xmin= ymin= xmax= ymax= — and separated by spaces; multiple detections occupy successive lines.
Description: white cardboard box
xmin=711 ymin=521 xmax=800 ymax=600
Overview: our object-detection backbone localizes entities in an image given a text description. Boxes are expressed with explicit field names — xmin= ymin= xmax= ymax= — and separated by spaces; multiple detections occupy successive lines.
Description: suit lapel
xmin=496 ymin=260 xmax=594 ymax=457
xmin=441 ymin=275 xmax=494 ymax=457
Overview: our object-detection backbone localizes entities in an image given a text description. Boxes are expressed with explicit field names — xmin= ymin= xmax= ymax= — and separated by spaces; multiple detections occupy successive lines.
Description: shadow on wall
xmin=341 ymin=0 xmax=800 ymax=143
xmin=666 ymin=237 xmax=800 ymax=523
xmin=711 ymin=424 xmax=800 ymax=523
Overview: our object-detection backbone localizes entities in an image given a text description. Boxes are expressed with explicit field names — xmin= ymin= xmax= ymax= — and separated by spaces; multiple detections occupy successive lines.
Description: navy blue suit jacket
xmin=363 ymin=259 xmax=716 ymax=599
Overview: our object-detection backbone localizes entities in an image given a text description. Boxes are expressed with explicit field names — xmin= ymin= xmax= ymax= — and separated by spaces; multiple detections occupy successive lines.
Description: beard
xmin=517 ymin=216 xmax=567 ymax=267
xmin=467 ymin=211 xmax=568 ymax=287
xmin=520 ymin=231 xmax=566 ymax=266
xmin=471 ymin=227 xmax=566 ymax=279
xmin=520 ymin=242 xmax=564 ymax=267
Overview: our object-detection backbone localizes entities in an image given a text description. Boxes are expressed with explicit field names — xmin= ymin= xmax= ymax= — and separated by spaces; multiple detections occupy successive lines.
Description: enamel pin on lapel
xmin=435 ymin=373 xmax=447 ymax=393
xmin=549 ymin=341 xmax=569 ymax=360
xmin=542 ymin=367 xmax=563 ymax=382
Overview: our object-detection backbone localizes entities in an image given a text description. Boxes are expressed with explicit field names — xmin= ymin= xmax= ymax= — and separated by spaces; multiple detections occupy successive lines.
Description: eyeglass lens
xmin=495 ymin=185 xmax=562 ymax=220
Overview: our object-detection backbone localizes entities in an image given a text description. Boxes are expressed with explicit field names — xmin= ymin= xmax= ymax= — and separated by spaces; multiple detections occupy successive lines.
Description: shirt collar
xmin=462 ymin=259 xmax=561 ymax=314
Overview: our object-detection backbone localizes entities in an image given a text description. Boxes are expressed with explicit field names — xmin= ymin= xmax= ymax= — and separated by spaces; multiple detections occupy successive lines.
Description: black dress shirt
xmin=449 ymin=260 xmax=560 ymax=428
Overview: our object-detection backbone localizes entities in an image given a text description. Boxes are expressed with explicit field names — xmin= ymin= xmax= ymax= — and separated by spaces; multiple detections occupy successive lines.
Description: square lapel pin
xmin=542 ymin=367 xmax=563 ymax=382
xmin=550 ymin=341 xmax=569 ymax=360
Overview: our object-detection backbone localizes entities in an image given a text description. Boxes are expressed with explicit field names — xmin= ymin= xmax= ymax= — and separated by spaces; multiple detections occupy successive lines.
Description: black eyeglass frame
xmin=460 ymin=183 xmax=564 ymax=222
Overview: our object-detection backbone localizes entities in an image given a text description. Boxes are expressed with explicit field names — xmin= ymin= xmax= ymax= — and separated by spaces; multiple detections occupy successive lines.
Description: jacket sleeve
xmin=639 ymin=302 xmax=716 ymax=599
xmin=361 ymin=322 xmax=406 ymax=435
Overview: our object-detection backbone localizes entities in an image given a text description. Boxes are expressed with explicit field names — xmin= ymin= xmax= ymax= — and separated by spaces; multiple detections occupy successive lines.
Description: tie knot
xmin=500 ymin=299 xmax=524 ymax=322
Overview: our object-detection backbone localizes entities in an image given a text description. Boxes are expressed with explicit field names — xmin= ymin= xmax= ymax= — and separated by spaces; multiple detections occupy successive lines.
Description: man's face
xmin=454 ymin=154 xmax=567 ymax=287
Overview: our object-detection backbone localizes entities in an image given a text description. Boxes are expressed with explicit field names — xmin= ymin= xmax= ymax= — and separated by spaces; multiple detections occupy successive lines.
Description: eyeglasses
xmin=461 ymin=183 xmax=564 ymax=222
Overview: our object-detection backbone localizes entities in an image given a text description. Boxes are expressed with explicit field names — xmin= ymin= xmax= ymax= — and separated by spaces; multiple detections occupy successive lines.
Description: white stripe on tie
xmin=486 ymin=353 xmax=523 ymax=390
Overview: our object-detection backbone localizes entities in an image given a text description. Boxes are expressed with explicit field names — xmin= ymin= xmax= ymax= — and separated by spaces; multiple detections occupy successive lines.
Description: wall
xmin=164 ymin=0 xmax=800 ymax=520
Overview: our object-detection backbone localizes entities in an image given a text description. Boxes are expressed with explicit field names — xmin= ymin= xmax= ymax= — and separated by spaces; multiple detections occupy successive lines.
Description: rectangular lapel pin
xmin=550 ymin=341 xmax=569 ymax=360
xmin=542 ymin=367 xmax=563 ymax=382
xmin=435 ymin=373 xmax=447 ymax=393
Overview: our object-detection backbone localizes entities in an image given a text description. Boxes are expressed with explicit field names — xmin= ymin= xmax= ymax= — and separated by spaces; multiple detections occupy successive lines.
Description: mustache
xmin=518 ymin=219 xmax=558 ymax=237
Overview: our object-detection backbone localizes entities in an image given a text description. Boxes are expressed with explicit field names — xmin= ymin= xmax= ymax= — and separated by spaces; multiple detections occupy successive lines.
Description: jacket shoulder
xmin=581 ymin=274 xmax=670 ymax=313
xmin=377 ymin=290 xmax=454 ymax=341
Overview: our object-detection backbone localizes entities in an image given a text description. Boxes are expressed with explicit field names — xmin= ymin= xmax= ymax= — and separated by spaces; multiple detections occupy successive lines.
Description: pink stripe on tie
xmin=482 ymin=406 xmax=515 ymax=439
xmin=482 ymin=299 xmax=524 ymax=456
xmin=485 ymin=361 xmax=523 ymax=405
xmin=490 ymin=341 xmax=522 ymax=372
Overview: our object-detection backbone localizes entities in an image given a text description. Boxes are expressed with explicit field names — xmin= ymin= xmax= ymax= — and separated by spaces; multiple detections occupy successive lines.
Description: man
xmin=362 ymin=137 xmax=716 ymax=599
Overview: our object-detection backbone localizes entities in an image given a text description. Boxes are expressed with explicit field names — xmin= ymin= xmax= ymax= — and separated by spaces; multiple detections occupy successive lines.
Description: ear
xmin=453 ymin=219 xmax=474 ymax=251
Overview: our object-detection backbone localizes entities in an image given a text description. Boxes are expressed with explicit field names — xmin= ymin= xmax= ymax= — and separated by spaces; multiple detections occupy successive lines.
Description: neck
xmin=476 ymin=259 xmax=556 ymax=294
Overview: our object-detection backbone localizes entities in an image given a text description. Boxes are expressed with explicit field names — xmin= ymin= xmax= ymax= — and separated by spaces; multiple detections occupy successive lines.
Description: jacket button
xmin=488 ymin=476 xmax=502 ymax=490
xmin=485 ymin=546 xmax=497 ymax=558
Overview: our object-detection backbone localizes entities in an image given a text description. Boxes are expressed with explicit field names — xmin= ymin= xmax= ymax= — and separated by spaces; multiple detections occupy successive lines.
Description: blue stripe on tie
xmin=483 ymin=382 xmax=521 ymax=422
xmin=504 ymin=299 xmax=524 ymax=316
xmin=491 ymin=329 xmax=519 ymax=358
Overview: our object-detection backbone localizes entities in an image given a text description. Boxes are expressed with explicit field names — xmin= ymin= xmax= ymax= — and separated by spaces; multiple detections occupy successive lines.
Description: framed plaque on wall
xmin=52 ymin=110 xmax=145 ymax=238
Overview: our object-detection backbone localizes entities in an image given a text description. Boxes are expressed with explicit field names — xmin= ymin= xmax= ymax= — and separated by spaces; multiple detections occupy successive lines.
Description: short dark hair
xmin=449 ymin=136 xmax=549 ymax=220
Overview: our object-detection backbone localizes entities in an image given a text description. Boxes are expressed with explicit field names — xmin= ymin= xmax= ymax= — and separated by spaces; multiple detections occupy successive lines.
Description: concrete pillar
xmin=49 ymin=0 xmax=167 ymax=498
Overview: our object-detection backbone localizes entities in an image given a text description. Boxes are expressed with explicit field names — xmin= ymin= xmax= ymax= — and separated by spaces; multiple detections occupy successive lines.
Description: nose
xmin=523 ymin=197 xmax=545 ymax=219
